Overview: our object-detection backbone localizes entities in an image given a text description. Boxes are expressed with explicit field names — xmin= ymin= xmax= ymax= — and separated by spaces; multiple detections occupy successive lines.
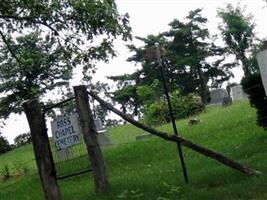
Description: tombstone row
xmin=209 ymin=84 xmax=247 ymax=105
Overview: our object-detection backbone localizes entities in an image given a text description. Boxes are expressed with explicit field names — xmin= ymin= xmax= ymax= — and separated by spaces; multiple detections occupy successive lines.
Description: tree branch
xmin=0 ymin=30 xmax=23 ymax=66
xmin=0 ymin=14 xmax=84 ymax=52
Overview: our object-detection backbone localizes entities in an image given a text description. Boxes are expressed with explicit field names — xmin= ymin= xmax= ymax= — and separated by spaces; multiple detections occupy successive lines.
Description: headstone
xmin=136 ymin=134 xmax=154 ymax=141
xmin=94 ymin=118 xmax=104 ymax=131
xmin=188 ymin=118 xmax=200 ymax=125
xmin=94 ymin=118 xmax=111 ymax=146
xmin=221 ymin=96 xmax=232 ymax=106
xmin=209 ymin=88 xmax=230 ymax=105
xmin=230 ymin=85 xmax=247 ymax=101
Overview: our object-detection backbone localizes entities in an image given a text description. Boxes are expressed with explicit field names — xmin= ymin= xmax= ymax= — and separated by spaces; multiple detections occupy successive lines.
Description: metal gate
xmin=43 ymin=97 xmax=92 ymax=180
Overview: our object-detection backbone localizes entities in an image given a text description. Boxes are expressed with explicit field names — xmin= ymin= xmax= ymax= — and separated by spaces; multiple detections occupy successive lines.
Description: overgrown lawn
xmin=1 ymin=100 xmax=267 ymax=199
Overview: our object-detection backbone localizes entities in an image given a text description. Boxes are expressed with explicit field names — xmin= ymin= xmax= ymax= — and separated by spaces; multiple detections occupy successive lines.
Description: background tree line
xmin=107 ymin=5 xmax=263 ymax=125
xmin=0 ymin=1 xmax=265 ymax=151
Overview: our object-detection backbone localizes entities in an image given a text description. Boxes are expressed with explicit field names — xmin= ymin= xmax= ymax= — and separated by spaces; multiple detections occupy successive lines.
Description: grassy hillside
xmin=1 ymin=100 xmax=267 ymax=199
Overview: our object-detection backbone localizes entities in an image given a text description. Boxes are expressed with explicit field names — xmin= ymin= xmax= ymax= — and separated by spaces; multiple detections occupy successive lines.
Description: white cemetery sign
xmin=51 ymin=114 xmax=82 ymax=151
xmin=257 ymin=49 xmax=267 ymax=96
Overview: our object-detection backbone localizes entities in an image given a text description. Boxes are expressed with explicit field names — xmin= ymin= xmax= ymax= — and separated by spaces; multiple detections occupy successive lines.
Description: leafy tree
xmin=108 ymin=35 xmax=169 ymax=115
xmin=14 ymin=132 xmax=31 ymax=147
xmin=0 ymin=0 xmax=131 ymax=118
xmin=89 ymin=81 xmax=111 ymax=122
xmin=164 ymin=9 xmax=234 ymax=103
xmin=218 ymin=4 xmax=258 ymax=76
xmin=110 ymin=9 xmax=233 ymax=110
xmin=242 ymin=73 xmax=267 ymax=129
xmin=0 ymin=32 xmax=72 ymax=117
xmin=0 ymin=134 xmax=10 ymax=154
xmin=105 ymin=119 xmax=121 ymax=127
xmin=108 ymin=73 xmax=142 ymax=115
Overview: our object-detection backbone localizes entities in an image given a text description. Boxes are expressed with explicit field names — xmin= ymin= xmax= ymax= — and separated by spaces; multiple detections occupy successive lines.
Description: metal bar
xmin=156 ymin=46 xmax=188 ymax=183
xmin=56 ymin=168 xmax=92 ymax=180
xmin=43 ymin=96 xmax=75 ymax=112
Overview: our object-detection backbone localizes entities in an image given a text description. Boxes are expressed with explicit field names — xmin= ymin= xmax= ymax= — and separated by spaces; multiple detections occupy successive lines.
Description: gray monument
xmin=94 ymin=118 xmax=111 ymax=146
xmin=230 ymin=85 xmax=247 ymax=101
xmin=210 ymin=88 xmax=231 ymax=105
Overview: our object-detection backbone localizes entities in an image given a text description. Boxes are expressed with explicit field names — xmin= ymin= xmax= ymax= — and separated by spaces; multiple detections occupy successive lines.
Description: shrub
xmin=14 ymin=162 xmax=29 ymax=175
xmin=144 ymin=92 xmax=205 ymax=125
xmin=0 ymin=135 xmax=11 ymax=154
xmin=241 ymin=73 xmax=267 ymax=129
xmin=1 ymin=165 xmax=11 ymax=181
xmin=14 ymin=132 xmax=31 ymax=147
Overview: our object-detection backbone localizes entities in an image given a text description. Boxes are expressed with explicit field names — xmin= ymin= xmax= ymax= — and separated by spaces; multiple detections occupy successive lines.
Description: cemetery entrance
xmin=43 ymin=98 xmax=92 ymax=180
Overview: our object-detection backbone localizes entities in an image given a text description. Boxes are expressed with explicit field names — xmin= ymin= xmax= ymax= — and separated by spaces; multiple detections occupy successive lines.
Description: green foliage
xmin=0 ymin=0 xmax=131 ymax=118
xmin=110 ymin=8 xmax=234 ymax=115
xmin=164 ymin=9 xmax=233 ymax=103
xmin=0 ymin=0 xmax=131 ymax=61
xmin=1 ymin=165 xmax=11 ymax=181
xmin=0 ymin=32 xmax=72 ymax=117
xmin=105 ymin=119 xmax=121 ymax=128
xmin=136 ymin=79 xmax=161 ymax=105
xmin=108 ymin=73 xmax=141 ymax=115
xmin=0 ymin=135 xmax=10 ymax=154
xmin=241 ymin=73 xmax=267 ymax=129
xmin=14 ymin=133 xmax=31 ymax=147
xmin=218 ymin=4 xmax=259 ymax=76
xmin=0 ymin=144 xmax=36 ymax=175
xmin=13 ymin=162 xmax=29 ymax=175
xmin=144 ymin=92 xmax=205 ymax=125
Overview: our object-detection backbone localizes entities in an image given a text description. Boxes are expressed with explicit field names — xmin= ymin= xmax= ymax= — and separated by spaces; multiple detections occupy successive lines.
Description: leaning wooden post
xmin=74 ymin=85 xmax=109 ymax=194
xmin=23 ymin=99 xmax=60 ymax=200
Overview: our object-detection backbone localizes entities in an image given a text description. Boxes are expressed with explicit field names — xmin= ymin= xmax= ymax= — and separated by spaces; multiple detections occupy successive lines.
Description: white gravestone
xmin=94 ymin=118 xmax=111 ymax=146
xmin=257 ymin=49 xmax=267 ymax=96
xmin=230 ymin=85 xmax=247 ymax=101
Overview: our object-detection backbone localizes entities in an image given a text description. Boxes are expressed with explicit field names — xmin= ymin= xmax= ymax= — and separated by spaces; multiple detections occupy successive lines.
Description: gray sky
xmin=2 ymin=0 xmax=267 ymax=143
xmin=92 ymin=0 xmax=267 ymax=83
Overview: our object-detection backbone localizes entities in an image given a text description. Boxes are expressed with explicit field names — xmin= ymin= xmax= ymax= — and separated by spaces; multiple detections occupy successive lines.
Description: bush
xmin=1 ymin=165 xmax=11 ymax=181
xmin=241 ymin=73 xmax=267 ymax=129
xmin=14 ymin=132 xmax=31 ymax=147
xmin=14 ymin=161 xmax=29 ymax=175
xmin=0 ymin=135 xmax=11 ymax=154
xmin=144 ymin=92 xmax=205 ymax=125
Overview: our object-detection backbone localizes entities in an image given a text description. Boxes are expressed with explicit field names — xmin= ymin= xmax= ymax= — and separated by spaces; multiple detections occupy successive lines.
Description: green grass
xmin=1 ymin=100 xmax=267 ymax=199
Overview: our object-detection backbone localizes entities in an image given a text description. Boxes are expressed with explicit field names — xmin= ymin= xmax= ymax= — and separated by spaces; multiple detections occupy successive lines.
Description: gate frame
xmin=24 ymin=100 xmax=61 ymax=200
xmin=23 ymin=85 xmax=109 ymax=200
xmin=42 ymin=96 xmax=92 ymax=180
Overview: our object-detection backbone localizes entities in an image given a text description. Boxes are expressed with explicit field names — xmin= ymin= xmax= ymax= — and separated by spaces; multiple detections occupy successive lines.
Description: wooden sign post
xmin=24 ymin=99 xmax=60 ymax=200
xmin=74 ymin=85 xmax=109 ymax=194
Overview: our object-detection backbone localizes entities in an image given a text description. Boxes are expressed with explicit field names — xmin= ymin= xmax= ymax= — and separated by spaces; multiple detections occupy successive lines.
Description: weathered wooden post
xmin=74 ymin=85 xmax=109 ymax=194
xmin=23 ymin=99 xmax=60 ymax=200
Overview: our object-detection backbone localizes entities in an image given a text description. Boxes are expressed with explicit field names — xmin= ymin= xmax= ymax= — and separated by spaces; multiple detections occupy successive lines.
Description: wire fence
xmin=50 ymin=136 xmax=91 ymax=179
xmin=43 ymin=97 xmax=93 ymax=180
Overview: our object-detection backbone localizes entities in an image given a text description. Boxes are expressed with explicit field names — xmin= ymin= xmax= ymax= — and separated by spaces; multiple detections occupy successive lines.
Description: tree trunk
xmin=197 ymin=66 xmax=208 ymax=104
xmin=24 ymin=99 xmax=60 ymax=200
xmin=88 ymin=90 xmax=262 ymax=176
xmin=74 ymin=85 xmax=109 ymax=194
